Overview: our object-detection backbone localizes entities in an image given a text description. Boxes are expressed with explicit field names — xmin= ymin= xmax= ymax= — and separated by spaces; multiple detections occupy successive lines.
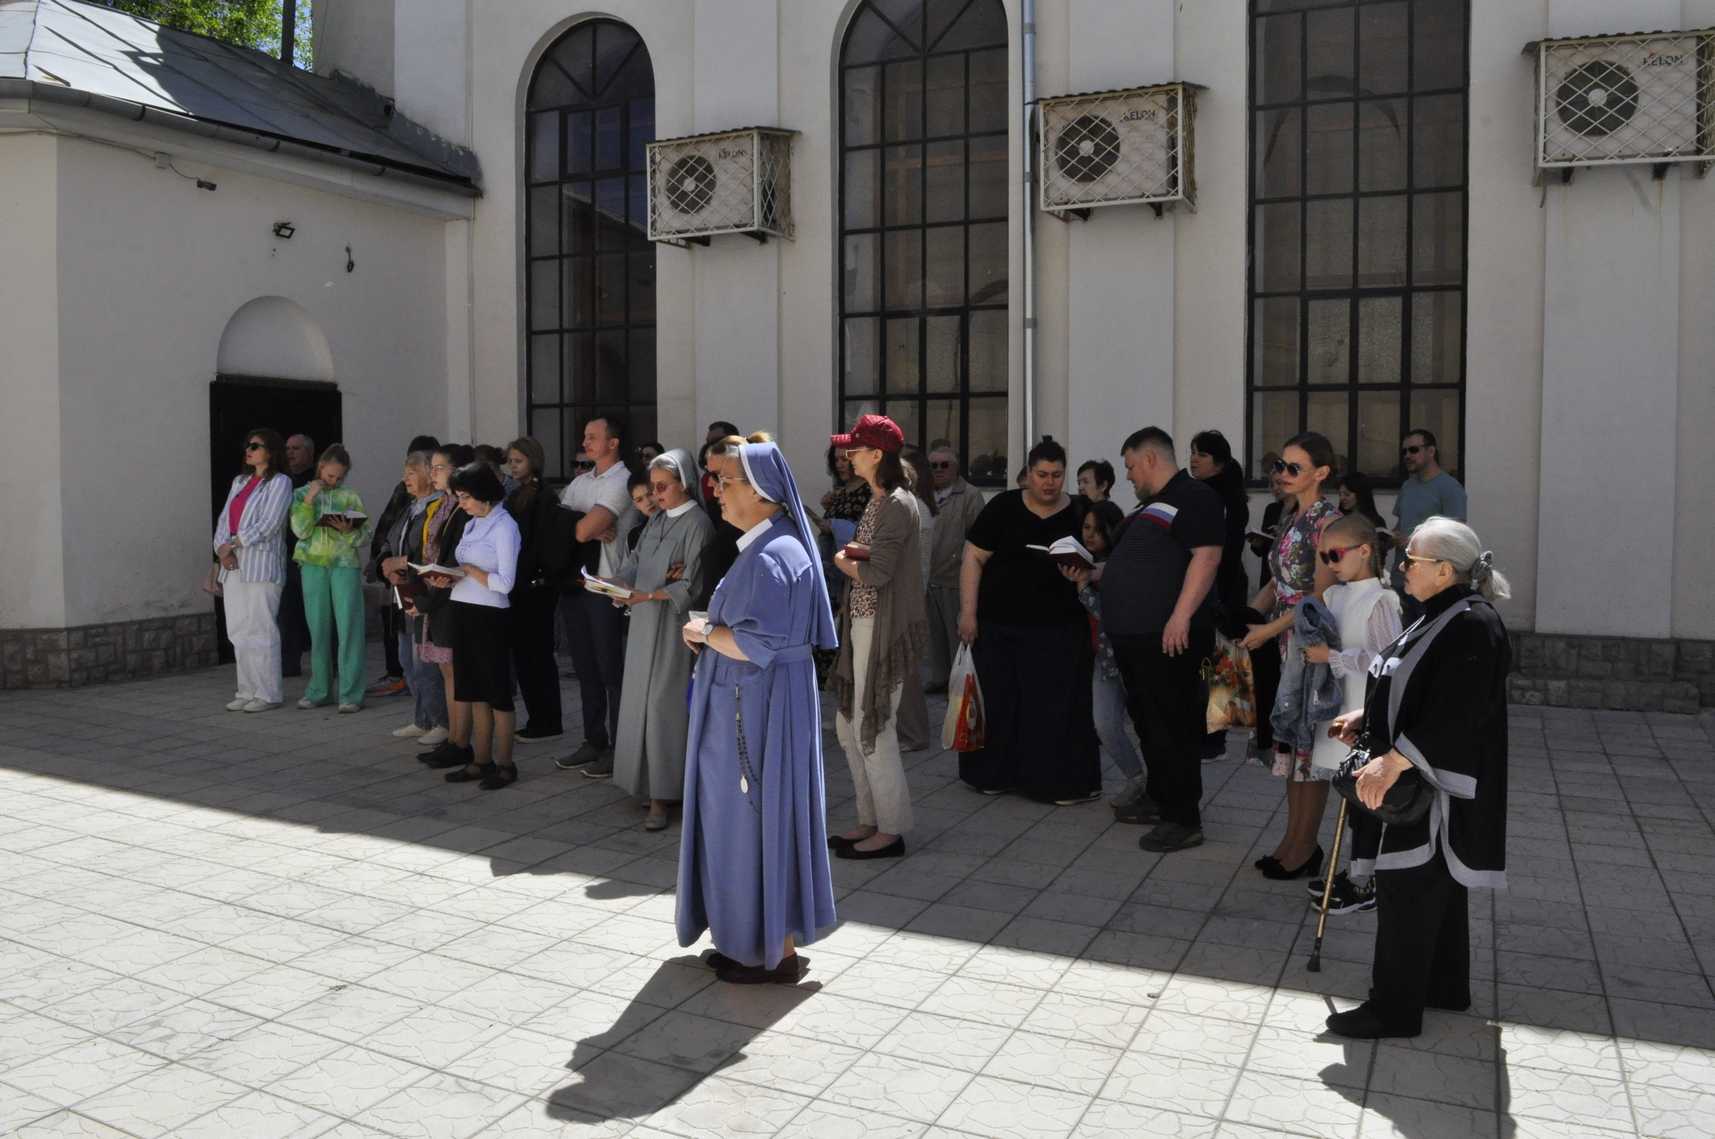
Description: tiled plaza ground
xmin=2 ymin=651 xmax=1714 ymax=1139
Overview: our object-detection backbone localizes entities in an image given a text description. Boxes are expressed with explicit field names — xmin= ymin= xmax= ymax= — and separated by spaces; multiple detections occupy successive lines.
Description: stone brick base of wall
xmin=1509 ymin=632 xmax=1714 ymax=714
xmin=0 ymin=615 xmax=220 ymax=689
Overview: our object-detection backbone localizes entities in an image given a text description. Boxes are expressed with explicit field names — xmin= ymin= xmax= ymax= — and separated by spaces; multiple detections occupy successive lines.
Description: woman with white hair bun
xmin=1323 ymin=516 xmax=1512 ymax=1040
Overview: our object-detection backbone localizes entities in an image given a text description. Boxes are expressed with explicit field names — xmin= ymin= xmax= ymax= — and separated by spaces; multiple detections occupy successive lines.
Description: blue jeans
xmin=1094 ymin=669 xmax=1143 ymax=779
xmin=399 ymin=629 xmax=447 ymax=729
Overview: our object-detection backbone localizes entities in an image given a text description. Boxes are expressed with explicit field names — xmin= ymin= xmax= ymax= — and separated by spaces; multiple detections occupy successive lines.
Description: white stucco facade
xmin=5 ymin=0 xmax=1715 ymax=686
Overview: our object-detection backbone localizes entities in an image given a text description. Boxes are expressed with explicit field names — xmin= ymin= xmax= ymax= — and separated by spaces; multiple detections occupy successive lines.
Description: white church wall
xmin=0 ymin=135 xmax=69 ymax=630
xmin=51 ymin=136 xmax=451 ymax=627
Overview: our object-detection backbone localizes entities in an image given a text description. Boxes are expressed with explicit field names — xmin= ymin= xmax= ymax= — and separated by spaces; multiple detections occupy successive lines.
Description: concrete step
xmin=1509 ymin=673 xmax=1703 ymax=714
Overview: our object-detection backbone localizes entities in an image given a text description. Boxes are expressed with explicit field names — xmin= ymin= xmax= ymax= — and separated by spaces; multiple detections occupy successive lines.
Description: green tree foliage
xmin=104 ymin=1 xmax=313 ymax=68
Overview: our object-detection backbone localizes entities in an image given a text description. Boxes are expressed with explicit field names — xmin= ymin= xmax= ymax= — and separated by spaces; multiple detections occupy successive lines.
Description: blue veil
xmin=738 ymin=441 xmax=838 ymax=652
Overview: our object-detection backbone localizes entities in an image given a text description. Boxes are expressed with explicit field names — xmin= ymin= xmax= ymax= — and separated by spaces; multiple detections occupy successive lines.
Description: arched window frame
xmin=837 ymin=0 xmax=1011 ymax=486
xmin=524 ymin=18 xmax=657 ymax=482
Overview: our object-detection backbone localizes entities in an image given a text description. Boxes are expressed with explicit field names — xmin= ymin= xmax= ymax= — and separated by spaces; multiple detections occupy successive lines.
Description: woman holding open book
xmin=827 ymin=415 xmax=925 ymax=860
xmin=608 ymin=449 xmax=714 ymax=830
xmin=289 ymin=444 xmax=369 ymax=713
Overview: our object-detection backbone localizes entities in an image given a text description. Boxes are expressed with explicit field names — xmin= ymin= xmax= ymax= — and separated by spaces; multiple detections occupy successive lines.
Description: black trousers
xmin=380 ymin=605 xmax=403 ymax=677
xmin=1371 ymin=849 xmax=1471 ymax=1032
xmin=1249 ymin=634 xmax=1280 ymax=753
xmin=559 ymin=590 xmax=625 ymax=749
xmin=1111 ymin=626 xmax=1215 ymax=828
xmin=511 ymin=585 xmax=563 ymax=734
xmin=278 ymin=561 xmax=310 ymax=677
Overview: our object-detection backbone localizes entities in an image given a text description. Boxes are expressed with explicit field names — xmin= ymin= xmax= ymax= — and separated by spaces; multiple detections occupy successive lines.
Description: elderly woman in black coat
xmin=1324 ymin=516 xmax=1511 ymax=1040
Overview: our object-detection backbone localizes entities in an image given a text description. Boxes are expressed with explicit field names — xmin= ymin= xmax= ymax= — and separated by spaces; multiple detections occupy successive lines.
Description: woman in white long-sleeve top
xmin=608 ymin=449 xmax=715 ymax=830
xmin=213 ymin=428 xmax=294 ymax=712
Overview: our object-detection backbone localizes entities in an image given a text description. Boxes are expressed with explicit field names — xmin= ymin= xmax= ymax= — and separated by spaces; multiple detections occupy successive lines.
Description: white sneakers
xmin=296 ymin=697 xmax=319 ymax=710
xmin=337 ymin=703 xmax=362 ymax=714
xmin=241 ymin=699 xmax=280 ymax=713
xmin=417 ymin=726 xmax=449 ymax=746
xmin=226 ymin=697 xmax=249 ymax=711
xmin=392 ymin=723 xmax=426 ymax=738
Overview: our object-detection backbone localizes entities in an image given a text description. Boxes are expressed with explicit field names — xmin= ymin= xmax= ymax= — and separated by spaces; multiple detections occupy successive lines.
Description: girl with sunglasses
xmin=1301 ymin=513 xmax=1401 ymax=914
xmin=1241 ymin=432 xmax=1341 ymax=879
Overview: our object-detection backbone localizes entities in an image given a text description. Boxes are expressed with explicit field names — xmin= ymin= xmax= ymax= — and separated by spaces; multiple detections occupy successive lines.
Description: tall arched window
xmin=839 ymin=0 xmax=1009 ymax=485
xmin=525 ymin=20 xmax=655 ymax=480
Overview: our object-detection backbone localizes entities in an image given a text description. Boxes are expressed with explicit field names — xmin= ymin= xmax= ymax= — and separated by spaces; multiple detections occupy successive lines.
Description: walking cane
xmin=1307 ymin=796 xmax=1348 ymax=973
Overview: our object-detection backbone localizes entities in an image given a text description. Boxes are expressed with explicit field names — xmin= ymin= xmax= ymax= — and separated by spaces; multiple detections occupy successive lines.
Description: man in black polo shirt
xmin=1092 ymin=427 xmax=1224 ymax=853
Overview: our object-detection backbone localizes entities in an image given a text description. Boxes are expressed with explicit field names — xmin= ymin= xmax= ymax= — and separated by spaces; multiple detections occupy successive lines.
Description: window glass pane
xmin=1409 ymin=388 xmax=1461 ymax=472
xmin=595 ymin=330 xmax=627 ymax=402
xmin=1413 ymin=0 xmax=1466 ymax=91
xmin=594 ymin=179 xmax=627 ymax=250
xmin=1358 ymin=2 xmax=1408 ymax=95
xmin=926 ymin=139 xmax=964 ymax=223
xmin=628 ymin=330 xmax=656 ymax=402
xmin=529 ymin=334 xmax=560 ymax=403
xmin=1306 ymin=390 xmax=1349 ymax=458
xmin=884 ymin=230 xmax=922 ymax=308
xmin=844 ymin=8 xmax=916 ymax=64
xmin=1306 ymin=102 xmax=1354 ymax=196
xmin=563 ymin=256 xmax=593 ymax=328
xmin=926 ymin=314 xmax=960 ymax=392
xmin=884 ymin=59 xmax=923 ymax=142
xmin=1307 ymin=298 xmax=1350 ymax=385
xmin=567 ymin=111 xmax=592 ymax=176
xmin=968 ymin=222 xmax=1007 ymax=305
xmin=1255 ymin=203 xmax=1302 ymax=292
xmin=926 ymin=226 xmax=965 ymax=306
xmin=1256 ymin=108 xmax=1302 ymax=198
xmin=629 ymin=252 xmax=656 ymax=322
xmin=969 ymin=133 xmax=1007 ymax=219
xmin=1255 ymin=13 xmax=1303 ymax=104
xmin=1355 ymin=390 xmax=1401 ymax=479
xmin=844 ymin=318 xmax=879 ymax=395
xmin=530 ymin=112 xmax=560 ymax=183
xmin=1357 ymin=195 xmax=1407 ymax=287
xmin=845 ymin=66 xmax=882 ymax=145
xmin=884 ymin=145 xmax=923 ymax=225
xmin=933 ymin=0 xmax=1007 ymax=52
xmin=1412 ymin=191 xmax=1463 ymax=285
xmin=886 ymin=317 xmax=920 ymax=394
xmin=1357 ymin=297 xmax=1402 ymax=385
xmin=1253 ymin=297 xmax=1300 ymax=386
xmin=968 ymin=396 xmax=1008 ymax=486
xmin=1304 ymin=199 xmax=1353 ymax=289
xmin=924 ymin=399 xmax=961 ymax=454
xmin=597 ymin=254 xmax=627 ymax=324
xmin=1306 ymin=7 xmax=1355 ymax=98
xmin=969 ymin=310 xmax=1006 ymax=392
xmin=529 ymin=186 xmax=559 ymax=256
xmin=1357 ymin=100 xmax=1407 ymax=191
xmin=565 ymin=333 xmax=595 ymax=405
xmin=628 ymin=99 xmax=653 ymax=169
xmin=845 ymin=148 xmax=879 ymax=228
xmin=530 ymin=406 xmax=563 ymax=478
xmin=845 ymin=233 xmax=880 ymax=311
xmin=1252 ymin=390 xmax=1302 ymax=471
xmin=530 ymin=260 xmax=559 ymax=330
xmin=968 ymin=49 xmax=1006 ymax=132
xmin=886 ymin=399 xmax=922 ymax=451
xmin=627 ymin=176 xmax=649 ymax=244
xmin=1410 ymin=292 xmax=1462 ymax=385
xmin=1413 ymin=94 xmax=1464 ymax=189
xmin=926 ymin=54 xmax=964 ymax=135
xmin=562 ymin=184 xmax=594 ymax=253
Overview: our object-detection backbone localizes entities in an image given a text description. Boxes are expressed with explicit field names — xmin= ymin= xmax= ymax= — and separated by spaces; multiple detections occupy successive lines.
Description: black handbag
xmin=1331 ymin=734 xmax=1433 ymax=827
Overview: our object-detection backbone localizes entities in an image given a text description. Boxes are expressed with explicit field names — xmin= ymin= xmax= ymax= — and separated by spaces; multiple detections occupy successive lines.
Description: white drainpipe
xmin=1020 ymin=0 xmax=1038 ymax=451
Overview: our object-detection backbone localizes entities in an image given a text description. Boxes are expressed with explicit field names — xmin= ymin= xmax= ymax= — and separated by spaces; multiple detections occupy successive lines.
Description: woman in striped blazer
xmin=213 ymin=428 xmax=295 ymax=712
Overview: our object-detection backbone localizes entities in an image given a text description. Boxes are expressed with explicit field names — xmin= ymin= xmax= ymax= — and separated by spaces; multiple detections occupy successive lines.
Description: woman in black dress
xmin=1325 ymin=516 xmax=1511 ymax=1039
xmin=956 ymin=439 xmax=1099 ymax=804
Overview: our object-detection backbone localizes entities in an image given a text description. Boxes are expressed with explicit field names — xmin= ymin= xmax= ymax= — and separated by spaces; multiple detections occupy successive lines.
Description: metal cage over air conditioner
xmin=646 ymin=127 xmax=796 ymax=244
xmin=1038 ymin=82 xmax=1202 ymax=216
xmin=1527 ymin=28 xmax=1715 ymax=176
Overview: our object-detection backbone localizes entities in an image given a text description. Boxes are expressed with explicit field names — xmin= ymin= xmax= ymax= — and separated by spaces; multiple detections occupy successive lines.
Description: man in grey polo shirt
xmin=1393 ymin=428 xmax=1466 ymax=618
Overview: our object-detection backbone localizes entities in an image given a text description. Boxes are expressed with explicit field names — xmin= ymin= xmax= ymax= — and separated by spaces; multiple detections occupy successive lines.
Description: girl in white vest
xmin=1304 ymin=513 xmax=1402 ymax=914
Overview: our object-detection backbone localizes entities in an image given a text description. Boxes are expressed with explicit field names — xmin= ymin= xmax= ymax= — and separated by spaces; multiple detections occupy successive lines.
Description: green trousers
xmin=301 ymin=563 xmax=366 ymax=707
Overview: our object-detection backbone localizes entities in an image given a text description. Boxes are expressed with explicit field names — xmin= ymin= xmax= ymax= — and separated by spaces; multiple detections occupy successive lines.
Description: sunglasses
xmin=1401 ymin=445 xmax=1424 ymax=456
xmin=245 ymin=442 xmax=265 ymax=452
xmin=1402 ymin=552 xmax=1444 ymax=570
xmin=929 ymin=461 xmax=953 ymax=470
xmin=1319 ymin=546 xmax=1360 ymax=566
xmin=1269 ymin=459 xmax=1306 ymax=477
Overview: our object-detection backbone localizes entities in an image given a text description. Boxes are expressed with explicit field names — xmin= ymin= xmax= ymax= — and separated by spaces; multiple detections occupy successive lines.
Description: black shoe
xmin=1306 ymin=870 xmax=1377 ymax=914
xmin=1262 ymin=845 xmax=1324 ymax=881
xmin=827 ymin=832 xmax=873 ymax=851
xmin=421 ymin=743 xmax=474 ymax=769
xmin=515 ymin=725 xmax=563 ymax=744
xmin=1325 ymin=1003 xmax=1419 ymax=1039
xmin=555 ymin=742 xmax=607 ymax=771
xmin=1139 ymin=821 xmax=1204 ymax=853
xmin=702 ymin=950 xmax=743 ymax=972
xmin=834 ymin=837 xmax=905 ymax=861
xmin=1052 ymin=790 xmax=1103 ymax=806
xmin=479 ymin=764 xmax=518 ymax=790
xmin=580 ymin=754 xmax=615 ymax=780
xmin=446 ymin=762 xmax=494 ymax=784
xmin=963 ymin=782 xmax=1010 ymax=796
xmin=716 ymin=955 xmax=808 ymax=985
xmin=1113 ymin=797 xmax=1162 ymax=825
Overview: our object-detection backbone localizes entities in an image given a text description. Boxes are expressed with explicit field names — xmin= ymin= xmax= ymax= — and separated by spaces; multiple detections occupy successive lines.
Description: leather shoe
xmin=716 ymin=955 xmax=808 ymax=985
xmin=834 ymin=837 xmax=905 ymax=860
xmin=1260 ymin=845 xmax=1323 ymax=880
xmin=446 ymin=762 xmax=494 ymax=784
xmin=1325 ymin=1003 xmax=1419 ymax=1039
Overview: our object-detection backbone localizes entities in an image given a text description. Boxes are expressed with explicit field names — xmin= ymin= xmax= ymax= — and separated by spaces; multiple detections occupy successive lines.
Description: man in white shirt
xmin=553 ymin=415 xmax=636 ymax=773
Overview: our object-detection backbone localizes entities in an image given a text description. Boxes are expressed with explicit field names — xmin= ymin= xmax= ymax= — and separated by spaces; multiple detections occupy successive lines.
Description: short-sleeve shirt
xmin=1393 ymin=472 xmax=1467 ymax=545
xmin=560 ymin=462 xmax=636 ymax=577
xmin=1100 ymin=470 xmax=1226 ymax=637
xmin=966 ymin=491 xmax=1085 ymax=625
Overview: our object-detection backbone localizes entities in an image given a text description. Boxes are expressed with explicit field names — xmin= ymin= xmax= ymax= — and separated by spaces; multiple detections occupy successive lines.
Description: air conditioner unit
xmin=1529 ymin=29 xmax=1715 ymax=173
xmin=1038 ymin=82 xmax=1201 ymax=215
xmin=646 ymin=127 xmax=795 ymax=243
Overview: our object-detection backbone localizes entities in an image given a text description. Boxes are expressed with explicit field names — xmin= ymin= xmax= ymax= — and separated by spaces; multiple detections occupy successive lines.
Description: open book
xmin=581 ymin=568 xmax=634 ymax=601
xmin=1026 ymin=536 xmax=1094 ymax=569
xmin=406 ymin=562 xmax=466 ymax=579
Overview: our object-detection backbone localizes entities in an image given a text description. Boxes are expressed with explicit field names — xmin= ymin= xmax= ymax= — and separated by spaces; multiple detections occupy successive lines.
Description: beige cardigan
xmin=832 ymin=486 xmax=928 ymax=750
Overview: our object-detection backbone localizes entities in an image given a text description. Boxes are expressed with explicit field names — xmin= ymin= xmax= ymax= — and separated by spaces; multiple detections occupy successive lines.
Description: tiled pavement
xmin=2 ymin=652 xmax=1714 ymax=1139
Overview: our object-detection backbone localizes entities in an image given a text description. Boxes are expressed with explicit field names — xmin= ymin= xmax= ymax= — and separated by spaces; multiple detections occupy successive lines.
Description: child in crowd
xmin=1075 ymin=502 xmax=1149 ymax=813
xmin=626 ymin=471 xmax=657 ymax=553
xmin=1303 ymin=512 xmax=1402 ymax=913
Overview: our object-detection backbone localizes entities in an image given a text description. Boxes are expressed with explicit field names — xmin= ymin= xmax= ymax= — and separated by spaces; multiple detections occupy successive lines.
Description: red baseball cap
xmin=831 ymin=413 xmax=905 ymax=454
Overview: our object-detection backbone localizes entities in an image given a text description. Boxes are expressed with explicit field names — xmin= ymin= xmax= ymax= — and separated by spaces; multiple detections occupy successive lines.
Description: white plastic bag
xmin=941 ymin=643 xmax=986 ymax=751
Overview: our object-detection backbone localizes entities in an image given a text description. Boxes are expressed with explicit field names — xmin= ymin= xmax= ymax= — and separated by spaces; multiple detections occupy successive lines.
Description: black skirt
xmin=450 ymin=601 xmax=514 ymax=711
xmin=957 ymin=618 xmax=1100 ymax=801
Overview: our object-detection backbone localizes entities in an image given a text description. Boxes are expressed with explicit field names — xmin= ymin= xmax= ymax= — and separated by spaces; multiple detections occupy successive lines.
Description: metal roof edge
xmin=1039 ymin=80 xmax=1208 ymax=103
xmin=1523 ymin=26 xmax=1715 ymax=53
xmin=647 ymin=125 xmax=799 ymax=145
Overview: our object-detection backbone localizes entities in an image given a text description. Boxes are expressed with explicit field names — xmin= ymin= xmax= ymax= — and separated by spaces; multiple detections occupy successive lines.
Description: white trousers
xmin=226 ymin=578 xmax=283 ymax=704
xmin=835 ymin=617 xmax=914 ymax=835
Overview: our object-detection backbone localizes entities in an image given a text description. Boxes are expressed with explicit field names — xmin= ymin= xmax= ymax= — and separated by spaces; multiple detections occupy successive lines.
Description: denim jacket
xmin=1270 ymin=596 xmax=1344 ymax=752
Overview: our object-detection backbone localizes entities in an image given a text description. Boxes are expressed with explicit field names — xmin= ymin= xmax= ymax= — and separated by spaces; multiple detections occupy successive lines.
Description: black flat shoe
xmin=702 ymin=950 xmax=743 ymax=972
xmin=1325 ymin=1003 xmax=1420 ymax=1039
xmin=479 ymin=764 xmax=518 ymax=790
xmin=827 ymin=832 xmax=875 ymax=851
xmin=1114 ymin=798 xmax=1162 ymax=825
xmin=445 ymin=762 xmax=494 ymax=784
xmin=1261 ymin=845 xmax=1324 ymax=880
xmin=1254 ymin=854 xmax=1283 ymax=870
xmin=421 ymin=742 xmax=472 ymax=768
xmin=834 ymin=838 xmax=905 ymax=861
xmin=716 ymin=955 xmax=808 ymax=985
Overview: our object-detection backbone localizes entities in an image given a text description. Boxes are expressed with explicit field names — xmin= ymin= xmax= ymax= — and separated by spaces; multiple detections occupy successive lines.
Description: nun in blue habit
xmin=676 ymin=440 xmax=839 ymax=984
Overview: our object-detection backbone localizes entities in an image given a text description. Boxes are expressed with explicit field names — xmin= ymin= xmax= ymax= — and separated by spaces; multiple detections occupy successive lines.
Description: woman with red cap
xmin=827 ymin=414 xmax=926 ymax=860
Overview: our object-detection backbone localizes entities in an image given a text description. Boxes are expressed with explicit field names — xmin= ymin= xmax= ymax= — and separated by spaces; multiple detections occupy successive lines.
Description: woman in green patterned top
xmin=290 ymin=444 xmax=371 ymax=712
